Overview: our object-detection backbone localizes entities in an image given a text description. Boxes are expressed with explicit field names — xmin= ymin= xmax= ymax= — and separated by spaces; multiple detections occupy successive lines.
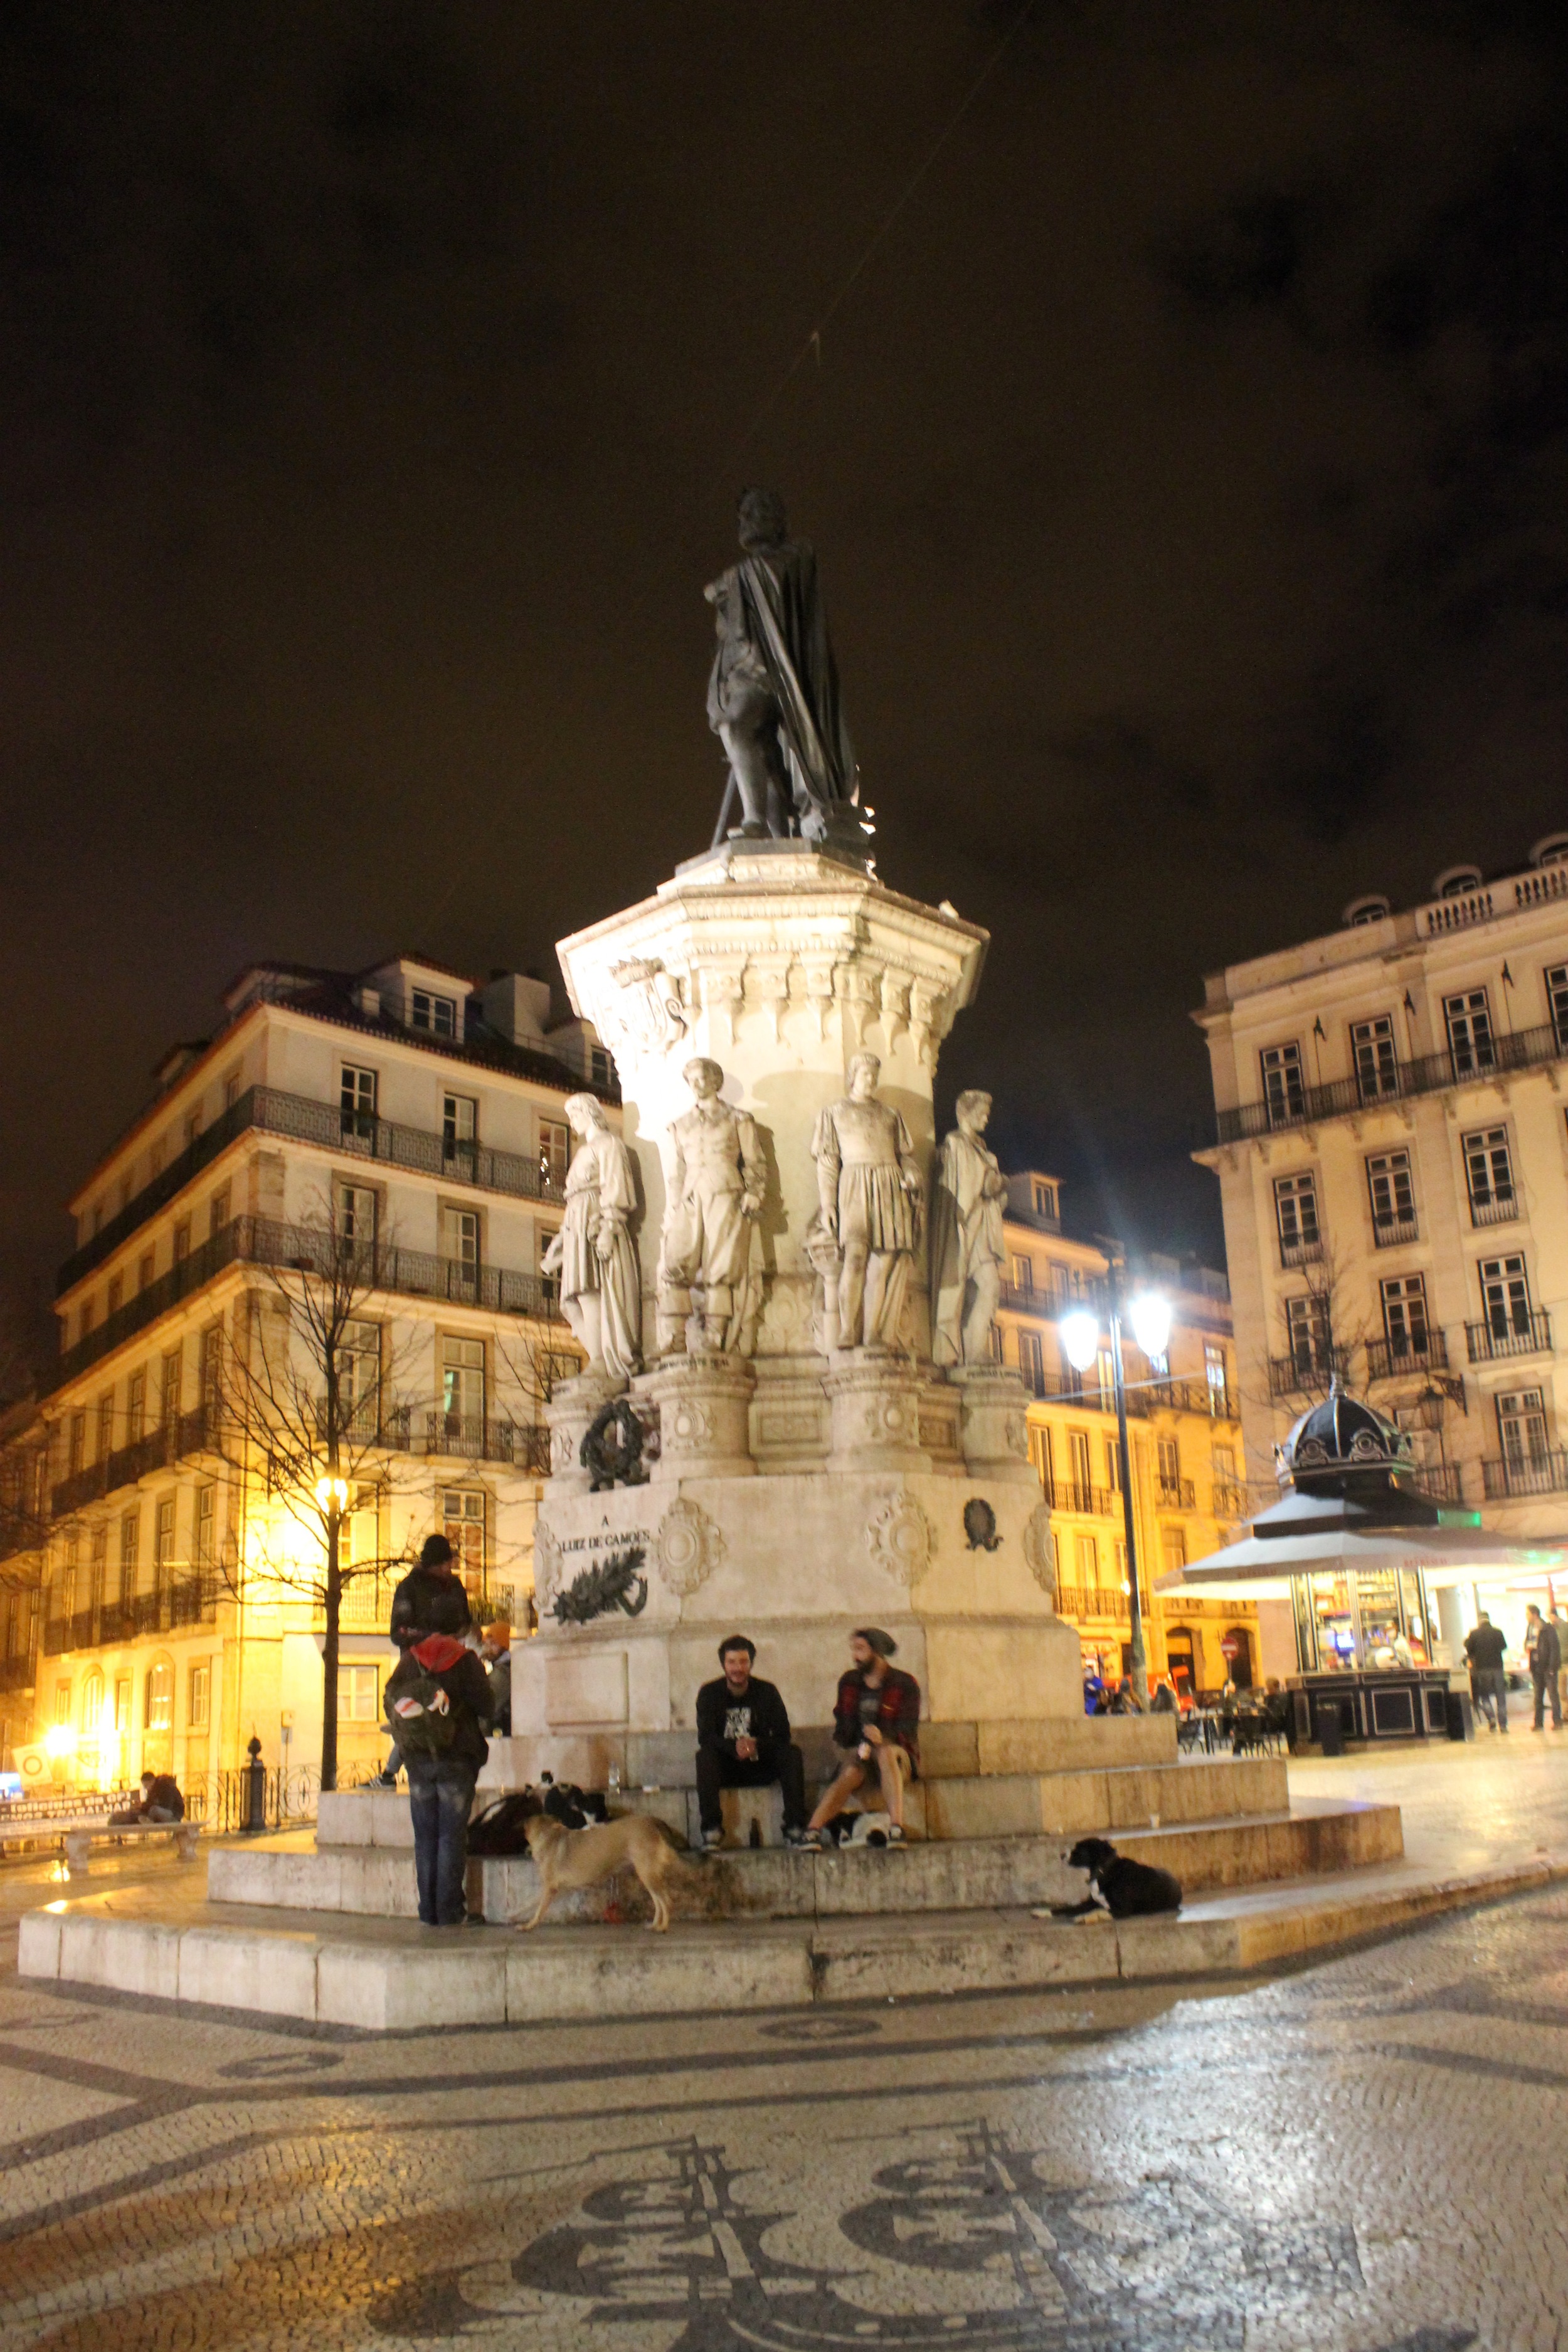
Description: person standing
xmin=1553 ymin=1608 xmax=1568 ymax=1723
xmin=694 ymin=1635 xmax=808 ymax=1849
xmin=384 ymin=1630 xmax=492 ymax=1927
xmin=482 ymin=1621 xmax=512 ymax=1738
xmin=1463 ymin=1612 xmax=1508 ymax=1733
xmin=376 ymin=1534 xmax=475 ymax=1786
xmin=1525 ymin=1605 xmax=1562 ymax=1730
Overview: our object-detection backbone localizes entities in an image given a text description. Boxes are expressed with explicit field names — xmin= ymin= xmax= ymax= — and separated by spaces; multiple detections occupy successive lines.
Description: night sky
xmin=6 ymin=3 xmax=1568 ymax=1384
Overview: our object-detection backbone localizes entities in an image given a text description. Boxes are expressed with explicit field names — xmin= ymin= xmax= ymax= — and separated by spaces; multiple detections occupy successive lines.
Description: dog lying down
xmin=517 ymin=1794 xmax=691 ymax=1932
xmin=1041 ymin=1835 xmax=1183 ymax=1922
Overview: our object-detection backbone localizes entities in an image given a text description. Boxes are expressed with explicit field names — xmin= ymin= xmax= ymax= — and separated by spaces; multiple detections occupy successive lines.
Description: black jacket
xmin=1531 ymin=1621 xmax=1562 ymax=1677
xmin=696 ymin=1675 xmax=792 ymax=1759
xmin=1464 ymin=1623 xmax=1507 ymax=1673
xmin=389 ymin=1564 xmax=473 ymax=1651
xmin=386 ymin=1635 xmax=494 ymax=1769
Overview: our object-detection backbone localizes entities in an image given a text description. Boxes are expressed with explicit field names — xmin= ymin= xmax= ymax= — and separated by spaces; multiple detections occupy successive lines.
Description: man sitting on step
xmin=802 ymin=1629 xmax=920 ymax=1850
xmin=695 ymin=1635 xmax=808 ymax=1850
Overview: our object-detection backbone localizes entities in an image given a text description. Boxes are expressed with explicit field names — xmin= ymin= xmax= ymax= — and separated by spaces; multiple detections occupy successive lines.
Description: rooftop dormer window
xmin=410 ymin=989 xmax=457 ymax=1039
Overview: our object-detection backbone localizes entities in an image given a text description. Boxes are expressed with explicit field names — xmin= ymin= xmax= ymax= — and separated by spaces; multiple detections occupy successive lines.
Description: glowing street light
xmin=1129 ymin=1290 xmax=1172 ymax=1364
xmin=1059 ymin=1306 xmax=1101 ymax=1374
xmin=315 ymin=1475 xmax=350 ymax=1515
xmin=1056 ymin=1257 xmax=1173 ymax=1692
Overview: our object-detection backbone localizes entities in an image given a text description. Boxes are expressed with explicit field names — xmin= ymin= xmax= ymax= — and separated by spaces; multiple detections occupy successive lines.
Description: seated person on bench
xmin=695 ymin=1634 xmax=808 ymax=1850
xmin=802 ymin=1628 xmax=920 ymax=1848
xmin=109 ymin=1769 xmax=185 ymax=1826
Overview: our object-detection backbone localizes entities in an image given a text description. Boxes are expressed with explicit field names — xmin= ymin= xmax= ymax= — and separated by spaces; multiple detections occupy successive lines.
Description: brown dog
xmin=519 ymin=1806 xmax=689 ymax=1932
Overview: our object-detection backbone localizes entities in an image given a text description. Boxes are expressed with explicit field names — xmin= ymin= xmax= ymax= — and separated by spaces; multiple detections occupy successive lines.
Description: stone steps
xmin=208 ymin=1795 xmax=1401 ymax=1925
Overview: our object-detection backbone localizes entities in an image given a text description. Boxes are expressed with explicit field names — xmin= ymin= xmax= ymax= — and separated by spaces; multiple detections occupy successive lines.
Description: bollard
xmin=242 ymin=1735 xmax=267 ymax=1834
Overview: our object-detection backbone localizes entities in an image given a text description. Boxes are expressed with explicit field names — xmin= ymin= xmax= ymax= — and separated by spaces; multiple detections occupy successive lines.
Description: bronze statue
xmin=706 ymin=489 xmax=859 ymax=845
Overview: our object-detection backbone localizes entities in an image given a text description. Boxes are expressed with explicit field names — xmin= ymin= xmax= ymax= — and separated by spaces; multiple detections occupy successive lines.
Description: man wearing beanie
xmin=378 ymin=1534 xmax=475 ymax=1786
xmin=802 ymin=1628 xmax=920 ymax=1848
xmin=694 ymin=1635 xmax=808 ymax=1849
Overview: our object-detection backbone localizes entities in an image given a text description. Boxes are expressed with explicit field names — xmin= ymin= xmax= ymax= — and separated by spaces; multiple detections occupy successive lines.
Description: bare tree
xmin=208 ymin=1205 xmax=421 ymax=1791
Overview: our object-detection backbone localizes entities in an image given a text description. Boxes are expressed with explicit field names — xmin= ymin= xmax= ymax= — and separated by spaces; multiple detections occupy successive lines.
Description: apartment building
xmin=0 ymin=1399 xmax=46 ymax=1771
xmin=994 ymin=1173 xmax=1256 ymax=1697
xmin=24 ymin=955 xmax=606 ymax=1799
xmin=1194 ymin=830 xmax=1568 ymax=1572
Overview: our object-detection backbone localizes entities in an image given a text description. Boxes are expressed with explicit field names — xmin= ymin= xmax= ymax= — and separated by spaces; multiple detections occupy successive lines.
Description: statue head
xmin=737 ymin=487 xmax=787 ymax=553
xmin=563 ymin=1091 xmax=605 ymax=1137
xmin=955 ymin=1089 xmax=992 ymax=1136
xmin=684 ymin=1056 xmax=725 ymax=1102
xmin=847 ymin=1052 xmax=881 ymax=1101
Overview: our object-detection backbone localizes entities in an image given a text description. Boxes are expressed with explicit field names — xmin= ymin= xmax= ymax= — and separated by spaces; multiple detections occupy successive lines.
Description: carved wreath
xmin=865 ymin=1491 xmax=936 ymax=1588
xmin=581 ymin=1398 xmax=652 ymax=1492
xmin=550 ymin=1545 xmax=649 ymax=1627
xmin=655 ymin=1495 xmax=726 ymax=1600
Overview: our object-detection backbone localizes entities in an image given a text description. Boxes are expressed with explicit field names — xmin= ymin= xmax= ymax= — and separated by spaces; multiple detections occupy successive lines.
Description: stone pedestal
xmin=543 ymin=1369 xmax=625 ymax=1494
xmin=824 ymin=1352 xmax=930 ymax=1471
xmin=952 ymin=1365 xmax=1035 ymax=1481
xmin=638 ymin=1356 xmax=756 ymax=1481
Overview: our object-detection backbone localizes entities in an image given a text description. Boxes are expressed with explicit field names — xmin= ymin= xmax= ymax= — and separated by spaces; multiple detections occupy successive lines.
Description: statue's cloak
xmin=713 ymin=539 xmax=857 ymax=813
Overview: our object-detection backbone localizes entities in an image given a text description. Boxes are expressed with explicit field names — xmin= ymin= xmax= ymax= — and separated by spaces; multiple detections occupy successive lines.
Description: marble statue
xmin=930 ymin=1089 xmax=1008 ymax=1367
xmin=541 ymin=1094 xmax=642 ymax=1382
xmin=810 ymin=1052 xmax=923 ymax=1352
xmin=705 ymin=487 xmax=858 ymax=844
xmin=657 ymin=1057 xmax=765 ymax=1355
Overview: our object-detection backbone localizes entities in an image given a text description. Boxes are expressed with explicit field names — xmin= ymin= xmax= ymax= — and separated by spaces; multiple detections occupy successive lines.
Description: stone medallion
xmin=1022 ymin=1502 xmax=1056 ymax=1599
xmin=865 ymin=1490 xmax=936 ymax=1587
xmin=655 ymin=1494 xmax=727 ymax=1599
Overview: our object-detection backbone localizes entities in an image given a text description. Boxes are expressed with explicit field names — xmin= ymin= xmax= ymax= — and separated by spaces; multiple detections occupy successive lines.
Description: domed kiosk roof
xmin=1276 ymin=1381 xmax=1415 ymax=1488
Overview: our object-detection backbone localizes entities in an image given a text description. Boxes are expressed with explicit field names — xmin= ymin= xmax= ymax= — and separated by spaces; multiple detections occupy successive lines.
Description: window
xmin=439 ymin=1205 xmax=480 ymax=1290
xmin=1017 ymin=1328 xmax=1044 ymax=1396
xmin=1067 ymin=1429 xmax=1092 ymax=1498
xmin=138 ymin=1250 xmax=154 ymax=1293
xmin=172 ymin=1219 xmax=190 ymax=1265
xmin=81 ymin=1668 xmax=105 ymax=1735
xmin=55 ymin=1678 xmax=72 ymax=1728
xmin=1380 ymin=1274 xmax=1429 ymax=1362
xmin=336 ymin=1183 xmax=377 ymax=1252
xmin=1365 ymin=1148 xmax=1416 ymax=1243
xmin=442 ymin=1093 xmax=477 ymax=1158
xmin=144 ymin=1661 xmax=172 ymax=1732
xmin=1010 ymin=1255 xmax=1034 ymax=1293
xmin=1157 ymin=1436 xmax=1181 ymax=1488
xmin=114 ymin=1675 xmax=131 ymax=1733
xmin=1096 ymin=1352 xmax=1116 ymax=1415
xmin=1352 ymin=1015 xmax=1401 ymax=1103
xmin=1545 ymin=963 xmax=1568 ymax=1051
xmin=538 ymin=1118 xmax=569 ymax=1195
xmin=223 ymin=1068 xmax=241 ymax=1110
xmin=1498 ymin=1389 xmax=1550 ymax=1474
xmin=1204 ymin=1344 xmax=1229 ymax=1412
xmin=1463 ymin=1126 xmax=1515 ymax=1224
xmin=337 ymin=1663 xmax=380 ymax=1720
xmin=154 ymin=1497 xmax=176 ymax=1591
xmin=126 ymin=1370 xmax=146 ymax=1443
xmin=589 ymin=1046 xmax=613 ymax=1088
xmin=119 ymin=1510 xmax=139 ymax=1602
xmin=1212 ymin=1443 xmax=1237 ymax=1490
xmin=106 ymin=1273 xmax=123 ymax=1316
xmin=60 ymin=1536 xmax=79 ymax=1622
xmin=151 ymin=1137 xmax=165 ymax=1178
xmin=161 ymin=1347 xmax=183 ymax=1424
xmin=1074 ymin=1532 xmax=1098 ymax=1584
xmin=1162 ymin=1529 xmax=1187 ymax=1576
xmin=68 ymin=1413 xmax=87 ymax=1476
xmin=1260 ymin=1042 xmax=1305 ymax=1127
xmin=183 ymin=1110 xmax=199 ymax=1150
xmin=208 ymin=1185 xmax=229 ymax=1239
xmin=1032 ymin=1180 xmax=1057 ymax=1221
xmin=1273 ymin=1173 xmax=1321 ymax=1264
xmin=1029 ymin=1424 xmax=1053 ymax=1488
xmin=1480 ymin=1254 xmax=1532 ymax=1339
xmin=1285 ymin=1295 xmax=1331 ymax=1376
xmin=91 ymin=1200 xmax=104 ymax=1237
xmin=442 ymin=1488 xmax=487 ymax=1584
xmin=1445 ymin=988 xmax=1496 ymax=1077
xmin=442 ymin=1337 xmax=485 ymax=1431
xmin=411 ymin=988 xmax=457 ymax=1037
xmin=188 ymin=1663 xmax=211 ymax=1731
xmin=1104 ymin=1438 xmax=1120 ymax=1492
xmin=194 ymin=1486 xmax=216 ymax=1569
xmin=88 ymin=1525 xmax=107 ymax=1608
xmin=347 ymin=1483 xmax=381 ymax=1567
xmin=341 ymin=1321 xmax=381 ymax=1431
xmin=200 ymin=1325 xmax=222 ymax=1410
xmin=341 ymin=1064 xmax=378 ymax=1142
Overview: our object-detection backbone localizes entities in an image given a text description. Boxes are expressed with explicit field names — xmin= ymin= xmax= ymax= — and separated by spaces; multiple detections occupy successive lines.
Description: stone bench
xmin=0 ymin=1815 xmax=203 ymax=1874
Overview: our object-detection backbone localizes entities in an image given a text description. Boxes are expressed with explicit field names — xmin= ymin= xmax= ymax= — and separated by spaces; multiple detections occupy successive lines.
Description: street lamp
xmin=1056 ymin=1258 xmax=1170 ymax=1692
xmin=314 ymin=1475 xmax=349 ymax=1517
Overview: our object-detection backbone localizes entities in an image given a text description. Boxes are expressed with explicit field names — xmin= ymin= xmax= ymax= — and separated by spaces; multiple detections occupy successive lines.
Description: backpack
xmin=385 ymin=1653 xmax=457 ymax=1756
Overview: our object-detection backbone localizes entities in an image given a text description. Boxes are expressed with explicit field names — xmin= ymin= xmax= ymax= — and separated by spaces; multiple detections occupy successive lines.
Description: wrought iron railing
xmin=1210 ymin=1480 xmax=1246 ymax=1518
xmin=1465 ymin=1310 xmax=1552 ymax=1364
xmin=1268 ymin=1345 xmax=1347 ymax=1399
xmin=58 ymin=1083 xmax=571 ymax=1298
xmin=1415 ymin=1461 xmax=1466 ymax=1505
xmin=1365 ymin=1332 xmax=1449 ymax=1382
xmin=36 ymin=1576 xmax=219 ymax=1653
xmin=1468 ymin=1192 xmax=1520 ymax=1228
xmin=1041 ymin=1479 xmax=1118 ymax=1519
xmin=1215 ymin=1018 xmax=1568 ymax=1146
xmin=1278 ymin=1235 xmax=1323 ymax=1269
xmin=1481 ymin=1451 xmax=1568 ymax=1500
xmin=1156 ymin=1476 xmax=1197 ymax=1510
xmin=52 ymin=1406 xmax=220 ymax=1518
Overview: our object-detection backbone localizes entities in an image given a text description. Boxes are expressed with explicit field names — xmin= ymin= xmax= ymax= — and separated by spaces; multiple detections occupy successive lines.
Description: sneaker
xmin=887 ymin=1824 xmax=905 ymax=1845
xmin=701 ymin=1828 xmax=724 ymax=1851
xmin=798 ymin=1828 xmax=823 ymax=1851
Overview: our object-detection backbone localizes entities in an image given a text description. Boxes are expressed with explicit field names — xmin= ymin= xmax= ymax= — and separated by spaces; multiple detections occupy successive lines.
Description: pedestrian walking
xmin=1525 ymin=1605 xmax=1562 ymax=1731
xmin=1463 ymin=1613 xmax=1508 ymax=1733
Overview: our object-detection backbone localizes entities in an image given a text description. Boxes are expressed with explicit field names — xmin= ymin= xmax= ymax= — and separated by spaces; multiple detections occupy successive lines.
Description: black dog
xmin=1054 ymin=1835 xmax=1182 ymax=1920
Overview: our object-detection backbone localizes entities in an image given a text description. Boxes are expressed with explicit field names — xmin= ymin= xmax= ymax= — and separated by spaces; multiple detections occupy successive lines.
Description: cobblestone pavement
xmin=2 ymin=1742 xmax=1567 ymax=2351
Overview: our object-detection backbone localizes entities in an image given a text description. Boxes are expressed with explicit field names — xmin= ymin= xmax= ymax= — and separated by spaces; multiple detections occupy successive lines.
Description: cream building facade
xmin=1194 ymin=830 xmax=1568 ymax=1663
xmin=21 ymin=955 xmax=603 ymax=1801
xmin=992 ymin=1173 xmax=1257 ymax=1696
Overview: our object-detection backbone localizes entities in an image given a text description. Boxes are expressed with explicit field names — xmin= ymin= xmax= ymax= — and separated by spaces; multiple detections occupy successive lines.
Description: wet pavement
xmin=1 ymin=1739 xmax=1565 ymax=2349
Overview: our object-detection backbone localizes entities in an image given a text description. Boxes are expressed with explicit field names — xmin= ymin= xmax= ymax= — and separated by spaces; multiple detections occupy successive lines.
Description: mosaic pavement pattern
xmin=2 ymin=1867 xmax=1566 ymax=2349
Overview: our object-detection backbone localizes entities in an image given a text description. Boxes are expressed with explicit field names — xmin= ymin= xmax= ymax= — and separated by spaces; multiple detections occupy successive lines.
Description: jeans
xmin=406 ymin=1754 xmax=479 ymax=1925
xmin=1472 ymin=1668 xmax=1508 ymax=1730
xmin=696 ymin=1742 xmax=807 ymax=1834
xmin=1534 ymin=1668 xmax=1562 ymax=1730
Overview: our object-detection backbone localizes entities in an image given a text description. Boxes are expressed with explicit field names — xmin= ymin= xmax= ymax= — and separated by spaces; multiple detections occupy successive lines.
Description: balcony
xmin=1042 ymin=1479 xmax=1118 ymax=1518
xmin=1468 ymin=1192 xmax=1520 ymax=1229
xmin=1278 ymin=1234 xmax=1323 ymax=1270
xmin=1052 ymin=1582 xmax=1152 ymax=1624
xmin=50 ymin=1215 xmax=562 ymax=1394
xmin=1214 ymin=1018 xmax=1568 ymax=1147
xmin=1372 ymin=1215 xmax=1420 ymax=1249
xmin=1365 ymin=1331 xmax=1449 ymax=1383
xmin=1210 ymin=1478 xmax=1246 ymax=1518
xmin=1465 ymin=1310 xmax=1552 ymax=1365
xmin=51 ymin=1406 xmax=221 ymax=1518
xmin=1481 ymin=1451 xmax=1568 ymax=1500
xmin=395 ymin=1409 xmax=552 ymax=1472
xmin=1156 ymin=1476 xmax=1197 ymax=1510
xmin=58 ymin=1084 xmax=571 ymax=1299
xmin=0 ymin=1655 xmax=35 ymax=1695
xmin=1415 ymin=1461 xmax=1466 ymax=1506
xmin=1268 ymin=1345 xmax=1345 ymax=1399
